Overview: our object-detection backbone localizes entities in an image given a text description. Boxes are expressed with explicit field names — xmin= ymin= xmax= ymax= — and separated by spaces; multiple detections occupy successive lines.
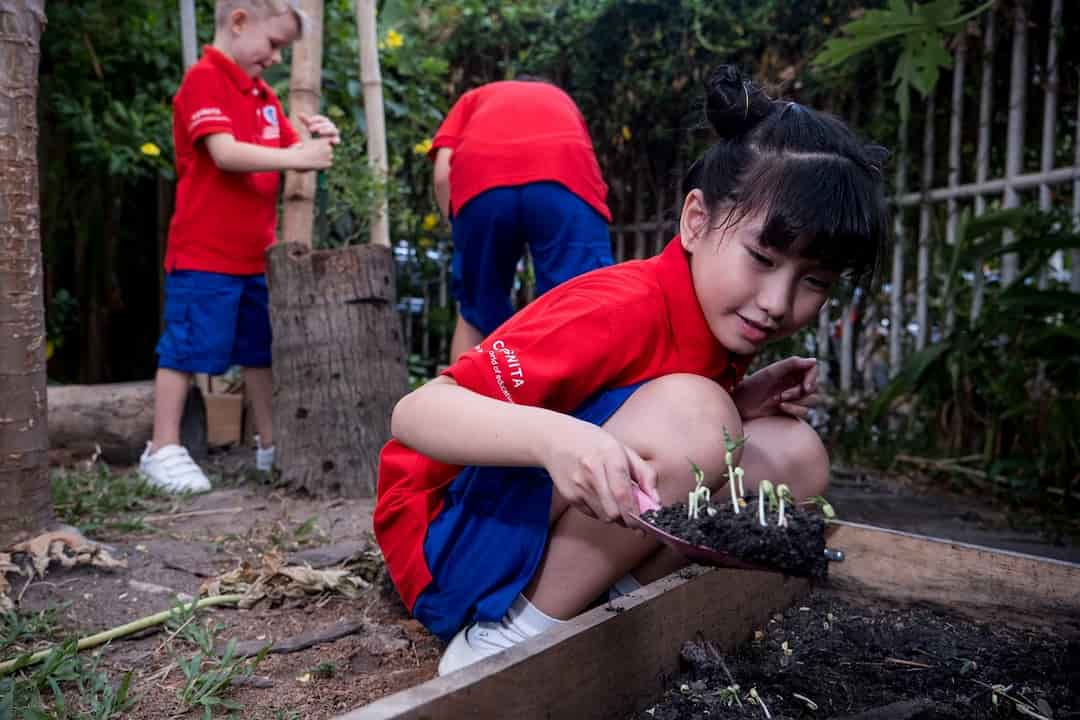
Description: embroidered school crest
xmin=260 ymin=105 xmax=281 ymax=141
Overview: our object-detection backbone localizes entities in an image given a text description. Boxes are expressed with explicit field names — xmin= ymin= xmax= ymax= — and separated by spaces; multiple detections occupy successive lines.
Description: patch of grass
xmin=176 ymin=640 xmax=268 ymax=718
xmin=0 ymin=639 xmax=134 ymax=719
xmin=0 ymin=607 xmax=65 ymax=657
xmin=51 ymin=463 xmax=168 ymax=536
xmin=167 ymin=597 xmax=269 ymax=718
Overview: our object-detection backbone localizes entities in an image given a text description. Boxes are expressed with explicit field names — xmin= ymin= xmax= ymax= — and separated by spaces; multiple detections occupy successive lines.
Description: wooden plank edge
xmin=335 ymin=567 xmax=808 ymax=720
xmin=827 ymin=520 xmax=1080 ymax=627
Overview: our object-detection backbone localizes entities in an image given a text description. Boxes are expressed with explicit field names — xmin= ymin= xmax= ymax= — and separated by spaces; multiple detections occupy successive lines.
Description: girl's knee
xmin=778 ymin=419 xmax=830 ymax=498
xmin=630 ymin=374 xmax=742 ymax=488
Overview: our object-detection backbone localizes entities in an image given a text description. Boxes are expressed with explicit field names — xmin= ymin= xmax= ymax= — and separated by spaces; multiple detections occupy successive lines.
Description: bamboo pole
xmin=817 ymin=305 xmax=830 ymax=388
xmin=1074 ymin=76 xmax=1080 ymax=294
xmin=972 ymin=7 xmax=996 ymax=321
xmin=1001 ymin=1 xmax=1027 ymax=286
xmin=896 ymin=166 xmax=1079 ymax=205
xmin=944 ymin=30 xmax=967 ymax=334
xmin=916 ymin=91 xmax=936 ymax=352
xmin=179 ymin=0 xmax=197 ymax=69
xmin=356 ymin=0 xmax=390 ymax=248
xmin=1039 ymin=0 xmax=1062 ymax=285
xmin=0 ymin=594 xmax=244 ymax=676
xmin=281 ymin=0 xmax=325 ymax=247
xmin=888 ymin=113 xmax=909 ymax=378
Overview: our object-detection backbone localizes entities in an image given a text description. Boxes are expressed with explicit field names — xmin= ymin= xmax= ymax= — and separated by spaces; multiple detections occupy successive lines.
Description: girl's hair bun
xmin=704 ymin=65 xmax=772 ymax=139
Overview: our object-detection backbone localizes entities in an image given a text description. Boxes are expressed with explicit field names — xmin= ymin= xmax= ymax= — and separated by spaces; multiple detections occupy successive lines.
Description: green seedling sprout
xmin=805 ymin=495 xmax=837 ymax=519
xmin=757 ymin=480 xmax=775 ymax=527
xmin=776 ymin=484 xmax=794 ymax=527
xmin=748 ymin=687 xmax=772 ymax=719
xmin=687 ymin=461 xmax=710 ymax=520
xmin=721 ymin=427 xmax=749 ymax=512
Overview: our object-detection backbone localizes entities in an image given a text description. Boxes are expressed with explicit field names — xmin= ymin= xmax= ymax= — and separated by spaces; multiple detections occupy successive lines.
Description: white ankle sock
xmin=608 ymin=573 xmax=642 ymax=601
xmin=505 ymin=593 xmax=564 ymax=636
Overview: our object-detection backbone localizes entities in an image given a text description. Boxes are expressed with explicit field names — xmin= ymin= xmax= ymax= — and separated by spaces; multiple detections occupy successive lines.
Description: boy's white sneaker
xmin=138 ymin=443 xmax=211 ymax=493
xmin=254 ymin=435 xmax=275 ymax=472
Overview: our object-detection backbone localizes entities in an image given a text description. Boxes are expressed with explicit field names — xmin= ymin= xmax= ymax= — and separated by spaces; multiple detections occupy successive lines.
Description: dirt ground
xmin=15 ymin=448 xmax=442 ymax=719
xmin=8 ymin=449 xmax=1078 ymax=719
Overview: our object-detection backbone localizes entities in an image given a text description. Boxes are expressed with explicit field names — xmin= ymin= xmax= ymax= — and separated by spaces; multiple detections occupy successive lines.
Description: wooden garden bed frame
xmin=336 ymin=521 xmax=1080 ymax=720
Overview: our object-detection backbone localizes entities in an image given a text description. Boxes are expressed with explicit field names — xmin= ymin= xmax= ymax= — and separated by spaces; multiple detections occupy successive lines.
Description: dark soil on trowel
xmin=638 ymin=588 xmax=1079 ymax=720
xmin=643 ymin=495 xmax=828 ymax=578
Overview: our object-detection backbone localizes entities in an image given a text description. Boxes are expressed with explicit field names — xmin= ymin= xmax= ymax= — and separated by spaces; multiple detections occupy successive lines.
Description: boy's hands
xmin=298 ymin=113 xmax=341 ymax=144
xmin=291 ymin=138 xmax=335 ymax=170
xmin=731 ymin=356 xmax=819 ymax=421
xmin=540 ymin=418 xmax=659 ymax=529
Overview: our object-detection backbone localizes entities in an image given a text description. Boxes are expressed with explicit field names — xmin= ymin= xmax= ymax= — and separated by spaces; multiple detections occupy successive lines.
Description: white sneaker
xmin=437 ymin=594 xmax=563 ymax=676
xmin=254 ymin=435 xmax=275 ymax=472
xmin=138 ymin=443 xmax=211 ymax=493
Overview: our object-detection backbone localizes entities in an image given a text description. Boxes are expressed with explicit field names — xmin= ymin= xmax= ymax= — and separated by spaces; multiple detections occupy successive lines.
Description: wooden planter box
xmin=335 ymin=521 xmax=1080 ymax=720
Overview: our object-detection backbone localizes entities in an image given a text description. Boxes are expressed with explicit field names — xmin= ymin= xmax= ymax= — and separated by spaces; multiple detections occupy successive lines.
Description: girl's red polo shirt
xmin=166 ymin=46 xmax=300 ymax=276
xmin=430 ymin=81 xmax=612 ymax=221
xmin=375 ymin=238 xmax=751 ymax=610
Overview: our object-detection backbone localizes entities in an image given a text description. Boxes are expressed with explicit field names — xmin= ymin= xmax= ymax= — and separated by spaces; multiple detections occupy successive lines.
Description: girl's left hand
xmin=731 ymin=357 xmax=820 ymax=422
xmin=298 ymin=113 xmax=342 ymax=144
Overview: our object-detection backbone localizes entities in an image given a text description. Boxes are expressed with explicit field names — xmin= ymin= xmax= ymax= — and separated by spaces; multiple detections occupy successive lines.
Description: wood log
xmin=47 ymin=381 xmax=207 ymax=463
xmin=267 ymin=242 xmax=408 ymax=496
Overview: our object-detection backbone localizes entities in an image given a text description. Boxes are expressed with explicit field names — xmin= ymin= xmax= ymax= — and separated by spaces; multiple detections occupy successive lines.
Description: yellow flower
xmin=140 ymin=142 xmax=161 ymax=157
xmin=621 ymin=126 xmax=632 ymax=141
xmin=385 ymin=29 xmax=404 ymax=49
xmin=421 ymin=213 xmax=439 ymax=231
xmin=46 ymin=340 xmax=55 ymax=360
xmin=418 ymin=236 xmax=434 ymax=249
xmin=413 ymin=138 xmax=433 ymax=156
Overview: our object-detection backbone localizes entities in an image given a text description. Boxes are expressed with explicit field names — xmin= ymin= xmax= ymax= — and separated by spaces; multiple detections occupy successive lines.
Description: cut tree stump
xmin=266 ymin=242 xmax=407 ymax=496
xmin=47 ymin=381 xmax=207 ymax=463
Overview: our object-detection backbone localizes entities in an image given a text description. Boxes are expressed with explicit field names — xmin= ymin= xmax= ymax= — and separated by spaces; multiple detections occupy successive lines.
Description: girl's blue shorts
xmin=451 ymin=181 xmax=613 ymax=336
xmin=155 ymin=270 xmax=271 ymax=375
xmin=412 ymin=382 xmax=644 ymax=641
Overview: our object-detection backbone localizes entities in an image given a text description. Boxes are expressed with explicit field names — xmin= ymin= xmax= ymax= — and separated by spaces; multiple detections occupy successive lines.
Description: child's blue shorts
xmin=451 ymin=181 xmax=613 ymax=336
xmin=412 ymin=381 xmax=644 ymax=642
xmin=155 ymin=270 xmax=271 ymax=375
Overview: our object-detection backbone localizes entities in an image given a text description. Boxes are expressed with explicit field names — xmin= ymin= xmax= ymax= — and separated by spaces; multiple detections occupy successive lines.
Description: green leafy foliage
xmin=813 ymin=0 xmax=991 ymax=121
xmin=867 ymin=206 xmax=1080 ymax=506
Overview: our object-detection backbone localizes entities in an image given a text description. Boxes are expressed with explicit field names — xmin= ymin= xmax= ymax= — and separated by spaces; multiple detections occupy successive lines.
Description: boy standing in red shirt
xmin=140 ymin=0 xmax=340 ymax=492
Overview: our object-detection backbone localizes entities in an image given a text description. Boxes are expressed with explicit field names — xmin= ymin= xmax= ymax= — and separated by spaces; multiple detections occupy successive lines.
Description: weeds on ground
xmin=0 ymin=638 xmax=133 ymax=720
xmin=51 ymin=463 xmax=168 ymax=536
xmin=1 ymin=607 xmax=64 ymax=656
xmin=168 ymin=597 xmax=269 ymax=718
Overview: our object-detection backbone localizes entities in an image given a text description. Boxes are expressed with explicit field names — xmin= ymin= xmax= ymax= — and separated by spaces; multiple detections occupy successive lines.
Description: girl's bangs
xmin=736 ymin=156 xmax=885 ymax=281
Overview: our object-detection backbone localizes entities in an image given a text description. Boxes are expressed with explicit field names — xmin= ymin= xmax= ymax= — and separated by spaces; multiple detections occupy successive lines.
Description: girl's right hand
xmin=539 ymin=418 xmax=659 ymax=528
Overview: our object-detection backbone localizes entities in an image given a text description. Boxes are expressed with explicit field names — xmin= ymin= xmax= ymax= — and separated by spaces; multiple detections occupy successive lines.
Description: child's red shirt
xmin=166 ymin=46 xmax=300 ymax=276
xmin=375 ymin=238 xmax=751 ymax=610
xmin=430 ymin=81 xmax=611 ymax=221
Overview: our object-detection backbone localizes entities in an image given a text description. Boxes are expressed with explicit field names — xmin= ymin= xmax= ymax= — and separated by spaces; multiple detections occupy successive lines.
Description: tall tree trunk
xmin=267 ymin=243 xmax=406 ymax=496
xmin=0 ymin=0 xmax=53 ymax=546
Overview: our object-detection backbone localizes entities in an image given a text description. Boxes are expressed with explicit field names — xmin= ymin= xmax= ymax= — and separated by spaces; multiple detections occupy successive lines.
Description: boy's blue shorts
xmin=451 ymin=181 xmax=613 ymax=336
xmin=411 ymin=381 xmax=645 ymax=642
xmin=155 ymin=270 xmax=271 ymax=375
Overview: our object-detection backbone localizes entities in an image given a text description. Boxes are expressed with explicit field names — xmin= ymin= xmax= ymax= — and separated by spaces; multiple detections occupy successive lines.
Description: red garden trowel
xmin=628 ymin=486 xmax=844 ymax=571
